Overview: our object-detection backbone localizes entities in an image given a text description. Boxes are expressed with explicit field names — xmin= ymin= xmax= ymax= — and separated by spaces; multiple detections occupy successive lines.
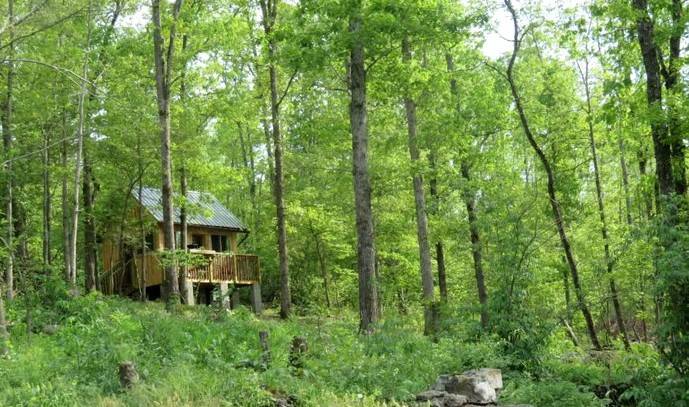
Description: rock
xmin=417 ymin=390 xmax=448 ymax=401
xmin=42 ymin=324 xmax=59 ymax=335
xmin=419 ymin=369 xmax=506 ymax=406
xmin=415 ymin=390 xmax=468 ymax=407
xmin=446 ymin=375 xmax=496 ymax=404
xmin=442 ymin=394 xmax=469 ymax=407
xmin=432 ymin=375 xmax=452 ymax=391
xmin=464 ymin=368 xmax=503 ymax=391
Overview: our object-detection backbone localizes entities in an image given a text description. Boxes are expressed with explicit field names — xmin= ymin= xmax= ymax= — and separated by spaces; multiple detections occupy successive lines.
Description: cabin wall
xmin=102 ymin=208 xmax=247 ymax=291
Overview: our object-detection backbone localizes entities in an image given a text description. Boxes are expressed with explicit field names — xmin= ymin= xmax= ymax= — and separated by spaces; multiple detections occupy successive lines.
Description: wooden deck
xmin=103 ymin=251 xmax=261 ymax=293
xmin=186 ymin=252 xmax=260 ymax=284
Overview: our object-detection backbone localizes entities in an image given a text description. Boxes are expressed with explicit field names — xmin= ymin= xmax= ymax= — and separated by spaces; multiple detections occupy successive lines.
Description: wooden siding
xmin=101 ymin=217 xmax=257 ymax=295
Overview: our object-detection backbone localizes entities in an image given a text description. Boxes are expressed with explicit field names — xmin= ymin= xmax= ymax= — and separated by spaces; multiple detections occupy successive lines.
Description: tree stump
xmin=289 ymin=336 xmax=308 ymax=370
xmin=259 ymin=330 xmax=271 ymax=369
xmin=119 ymin=361 xmax=139 ymax=389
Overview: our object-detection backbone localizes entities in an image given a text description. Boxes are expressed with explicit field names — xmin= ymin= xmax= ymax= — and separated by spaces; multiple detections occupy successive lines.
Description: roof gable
xmin=133 ymin=187 xmax=248 ymax=231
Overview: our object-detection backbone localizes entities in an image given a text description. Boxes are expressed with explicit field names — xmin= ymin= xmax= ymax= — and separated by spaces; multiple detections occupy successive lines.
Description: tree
xmin=259 ymin=0 xmax=292 ymax=319
xmin=401 ymin=35 xmax=436 ymax=336
xmin=447 ymin=53 xmax=489 ymax=329
xmin=349 ymin=0 xmax=378 ymax=334
xmin=152 ymin=0 xmax=184 ymax=307
xmin=503 ymin=0 xmax=601 ymax=350
xmin=1 ymin=0 xmax=15 ymax=300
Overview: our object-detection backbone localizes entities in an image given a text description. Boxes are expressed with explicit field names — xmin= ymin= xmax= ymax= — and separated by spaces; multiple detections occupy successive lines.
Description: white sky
xmin=120 ymin=0 xmax=590 ymax=60
xmin=482 ymin=0 xmax=590 ymax=59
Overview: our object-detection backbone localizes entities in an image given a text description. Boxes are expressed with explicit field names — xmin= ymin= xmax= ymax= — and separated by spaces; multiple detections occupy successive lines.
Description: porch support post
xmin=251 ymin=283 xmax=263 ymax=314
xmin=184 ymin=281 xmax=195 ymax=305
xmin=219 ymin=282 xmax=230 ymax=309
xmin=231 ymin=285 xmax=240 ymax=310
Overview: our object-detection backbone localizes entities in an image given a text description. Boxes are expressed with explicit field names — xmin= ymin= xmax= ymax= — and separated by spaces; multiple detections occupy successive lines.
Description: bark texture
xmin=349 ymin=2 xmax=378 ymax=334
xmin=429 ymin=153 xmax=447 ymax=301
xmin=402 ymin=36 xmax=436 ymax=336
xmin=152 ymin=0 xmax=184 ymax=306
xmin=259 ymin=0 xmax=291 ymax=319
xmin=83 ymin=156 xmax=97 ymax=292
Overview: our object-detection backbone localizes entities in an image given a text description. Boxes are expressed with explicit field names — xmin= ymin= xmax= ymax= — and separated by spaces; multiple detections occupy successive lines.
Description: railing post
xmin=233 ymin=254 xmax=238 ymax=283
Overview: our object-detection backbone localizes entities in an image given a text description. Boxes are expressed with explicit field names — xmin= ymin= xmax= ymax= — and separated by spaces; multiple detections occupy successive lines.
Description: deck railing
xmin=186 ymin=253 xmax=260 ymax=283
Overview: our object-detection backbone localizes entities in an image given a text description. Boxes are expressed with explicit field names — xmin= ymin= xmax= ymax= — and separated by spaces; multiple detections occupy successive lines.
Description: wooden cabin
xmin=101 ymin=187 xmax=262 ymax=311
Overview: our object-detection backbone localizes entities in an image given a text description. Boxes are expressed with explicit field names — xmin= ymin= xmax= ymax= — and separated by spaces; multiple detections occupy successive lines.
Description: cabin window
xmin=191 ymin=234 xmax=205 ymax=249
xmin=211 ymin=235 xmax=228 ymax=252
xmin=145 ymin=233 xmax=155 ymax=250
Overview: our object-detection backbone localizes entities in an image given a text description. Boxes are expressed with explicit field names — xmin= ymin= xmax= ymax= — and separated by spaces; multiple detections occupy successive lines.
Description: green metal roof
xmin=132 ymin=187 xmax=248 ymax=232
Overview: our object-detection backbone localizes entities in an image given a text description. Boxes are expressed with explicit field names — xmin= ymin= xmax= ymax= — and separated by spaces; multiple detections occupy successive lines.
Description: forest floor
xmin=0 ymin=293 xmax=681 ymax=406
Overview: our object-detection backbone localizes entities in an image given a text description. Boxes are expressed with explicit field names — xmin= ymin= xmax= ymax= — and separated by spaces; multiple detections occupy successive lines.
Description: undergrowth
xmin=0 ymin=292 xmax=685 ymax=406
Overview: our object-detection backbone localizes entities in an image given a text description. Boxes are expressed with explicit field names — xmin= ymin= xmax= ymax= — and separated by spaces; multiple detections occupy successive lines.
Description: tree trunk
xmin=665 ymin=0 xmax=687 ymax=197
xmin=504 ymin=0 xmax=601 ymax=350
xmin=447 ymin=53 xmax=488 ymax=328
xmin=0 ymin=285 xmax=7 ymax=356
xmin=632 ymin=0 xmax=675 ymax=201
xmin=618 ymin=137 xmax=633 ymax=226
xmin=152 ymin=0 xmax=184 ymax=307
xmin=2 ymin=0 xmax=15 ymax=300
xmin=402 ymin=36 xmax=436 ymax=336
xmin=83 ymin=154 xmax=97 ymax=292
xmin=179 ymin=165 xmax=190 ymax=303
xmin=429 ymin=153 xmax=447 ymax=301
xmin=68 ymin=3 xmax=93 ymax=290
xmin=61 ymin=125 xmax=71 ymax=284
xmin=349 ymin=2 xmax=378 ymax=334
xmin=237 ymin=122 xmax=258 ymax=249
xmin=579 ymin=61 xmax=630 ymax=350
xmin=42 ymin=127 xmax=52 ymax=270
xmin=314 ymin=233 xmax=331 ymax=308
xmin=259 ymin=0 xmax=291 ymax=319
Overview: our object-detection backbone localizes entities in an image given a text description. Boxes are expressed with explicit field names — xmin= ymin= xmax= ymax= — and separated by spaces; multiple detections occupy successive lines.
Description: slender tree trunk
xmin=578 ymin=61 xmax=631 ymax=350
xmin=349 ymin=2 xmax=378 ymax=334
xmin=402 ymin=36 xmax=436 ymax=335
xmin=504 ymin=0 xmax=601 ymax=349
xmin=2 ymin=0 xmax=15 ymax=300
xmin=237 ymin=122 xmax=258 ymax=249
xmin=42 ymin=128 xmax=52 ymax=269
xmin=462 ymin=163 xmax=489 ymax=329
xmin=137 ymin=157 xmax=146 ymax=301
xmin=620 ymin=137 xmax=647 ymax=340
xmin=0 ymin=284 xmax=7 ymax=355
xmin=259 ymin=0 xmax=291 ymax=319
xmin=312 ymin=227 xmax=331 ymax=308
xmin=618 ymin=137 xmax=633 ymax=226
xmin=68 ymin=3 xmax=93 ymax=290
xmin=152 ymin=0 xmax=184 ymax=307
xmin=429 ymin=153 xmax=447 ymax=301
xmin=83 ymin=155 xmax=97 ymax=292
xmin=178 ymin=34 xmax=191 ymax=304
xmin=61 ymin=125 xmax=71 ymax=283
xmin=447 ymin=53 xmax=488 ymax=328
xmin=179 ymin=165 xmax=190 ymax=302
xmin=666 ymin=0 xmax=687 ymax=197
